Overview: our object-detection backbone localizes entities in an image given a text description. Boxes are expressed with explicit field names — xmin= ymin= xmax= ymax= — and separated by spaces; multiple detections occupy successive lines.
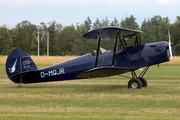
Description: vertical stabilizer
xmin=5 ymin=49 xmax=38 ymax=83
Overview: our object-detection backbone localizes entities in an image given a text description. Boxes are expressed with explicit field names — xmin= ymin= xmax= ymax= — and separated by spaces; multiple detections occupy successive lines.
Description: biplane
xmin=5 ymin=27 xmax=172 ymax=89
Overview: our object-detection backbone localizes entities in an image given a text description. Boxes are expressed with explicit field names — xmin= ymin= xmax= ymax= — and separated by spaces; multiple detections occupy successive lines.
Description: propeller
xmin=168 ymin=29 xmax=173 ymax=59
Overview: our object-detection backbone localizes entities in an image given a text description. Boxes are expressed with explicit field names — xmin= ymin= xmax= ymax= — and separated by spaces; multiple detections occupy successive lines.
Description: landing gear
xmin=128 ymin=66 xmax=149 ymax=89
xmin=18 ymin=84 xmax=22 ymax=87
xmin=18 ymin=75 xmax=23 ymax=87
xmin=128 ymin=78 xmax=142 ymax=88
xmin=138 ymin=77 xmax=147 ymax=87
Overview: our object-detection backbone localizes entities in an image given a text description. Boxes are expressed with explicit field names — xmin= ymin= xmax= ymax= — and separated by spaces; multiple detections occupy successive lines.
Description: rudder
xmin=5 ymin=49 xmax=38 ymax=84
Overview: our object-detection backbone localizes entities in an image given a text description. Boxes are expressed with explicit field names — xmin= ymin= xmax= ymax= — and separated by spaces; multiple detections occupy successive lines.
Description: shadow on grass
xmin=7 ymin=82 xmax=127 ymax=93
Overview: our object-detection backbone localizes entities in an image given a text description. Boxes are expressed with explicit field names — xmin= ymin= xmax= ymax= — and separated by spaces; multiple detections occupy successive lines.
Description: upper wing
xmin=82 ymin=27 xmax=142 ymax=40
xmin=76 ymin=66 xmax=136 ymax=79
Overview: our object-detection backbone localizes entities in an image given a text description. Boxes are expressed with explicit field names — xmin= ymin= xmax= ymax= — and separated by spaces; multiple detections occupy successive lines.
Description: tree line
xmin=0 ymin=15 xmax=180 ymax=56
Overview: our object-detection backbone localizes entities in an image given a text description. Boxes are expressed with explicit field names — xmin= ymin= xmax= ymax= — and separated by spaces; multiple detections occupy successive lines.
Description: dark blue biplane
xmin=5 ymin=27 xmax=172 ymax=88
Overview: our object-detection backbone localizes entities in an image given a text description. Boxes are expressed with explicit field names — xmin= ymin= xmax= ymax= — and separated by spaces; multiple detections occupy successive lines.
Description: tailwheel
xmin=18 ymin=75 xmax=23 ymax=87
xmin=18 ymin=84 xmax=22 ymax=87
xmin=138 ymin=77 xmax=147 ymax=87
xmin=128 ymin=78 xmax=142 ymax=89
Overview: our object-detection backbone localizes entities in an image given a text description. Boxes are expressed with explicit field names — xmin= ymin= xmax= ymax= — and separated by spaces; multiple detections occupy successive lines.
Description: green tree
xmin=100 ymin=17 xmax=109 ymax=27
xmin=141 ymin=15 xmax=170 ymax=44
xmin=47 ymin=21 xmax=63 ymax=55
xmin=120 ymin=15 xmax=139 ymax=29
xmin=84 ymin=16 xmax=92 ymax=32
xmin=75 ymin=23 xmax=88 ymax=55
xmin=170 ymin=16 xmax=180 ymax=55
xmin=92 ymin=18 xmax=101 ymax=29
xmin=58 ymin=25 xmax=76 ymax=55
xmin=1 ymin=15 xmax=180 ymax=56
xmin=12 ymin=20 xmax=37 ymax=54
xmin=110 ymin=17 xmax=120 ymax=27
xmin=0 ymin=25 xmax=11 ymax=55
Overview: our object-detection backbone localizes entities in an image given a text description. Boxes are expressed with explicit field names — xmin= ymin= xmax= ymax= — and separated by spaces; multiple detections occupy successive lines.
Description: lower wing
xmin=76 ymin=66 xmax=135 ymax=79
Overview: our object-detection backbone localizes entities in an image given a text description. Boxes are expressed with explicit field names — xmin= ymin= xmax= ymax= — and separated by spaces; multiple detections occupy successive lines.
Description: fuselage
xmin=22 ymin=41 xmax=170 ymax=84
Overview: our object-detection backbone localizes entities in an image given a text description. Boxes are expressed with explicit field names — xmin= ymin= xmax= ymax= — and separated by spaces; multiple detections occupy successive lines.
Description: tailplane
xmin=6 ymin=49 xmax=38 ymax=84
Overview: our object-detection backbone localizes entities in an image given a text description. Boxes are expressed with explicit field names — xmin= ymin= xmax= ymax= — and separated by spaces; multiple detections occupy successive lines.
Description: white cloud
xmin=0 ymin=0 xmax=179 ymax=27
xmin=156 ymin=0 xmax=180 ymax=4
xmin=0 ymin=0 xmax=149 ymax=5
xmin=107 ymin=0 xmax=118 ymax=3
xmin=107 ymin=0 xmax=149 ymax=3
xmin=0 ymin=0 xmax=56 ymax=6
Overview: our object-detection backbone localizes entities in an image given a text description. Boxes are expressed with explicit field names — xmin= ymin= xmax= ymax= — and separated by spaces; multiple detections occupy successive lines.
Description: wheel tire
xmin=128 ymin=78 xmax=142 ymax=89
xmin=138 ymin=77 xmax=147 ymax=87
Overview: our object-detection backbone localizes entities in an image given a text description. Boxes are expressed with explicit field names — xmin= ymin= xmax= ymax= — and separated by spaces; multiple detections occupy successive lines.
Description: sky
xmin=0 ymin=0 xmax=180 ymax=28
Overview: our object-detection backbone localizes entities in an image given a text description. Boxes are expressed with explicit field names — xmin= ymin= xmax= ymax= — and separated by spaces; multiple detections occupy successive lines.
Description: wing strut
xmin=95 ymin=36 xmax=101 ymax=67
xmin=139 ymin=35 xmax=141 ymax=45
xmin=112 ymin=31 xmax=119 ymax=66
xmin=135 ymin=35 xmax=139 ymax=52
xmin=119 ymin=32 xmax=127 ymax=54
xmin=134 ymin=34 xmax=141 ymax=52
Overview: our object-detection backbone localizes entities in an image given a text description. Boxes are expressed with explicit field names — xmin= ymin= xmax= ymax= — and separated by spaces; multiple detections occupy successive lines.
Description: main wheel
xmin=128 ymin=78 xmax=142 ymax=89
xmin=138 ymin=77 xmax=147 ymax=87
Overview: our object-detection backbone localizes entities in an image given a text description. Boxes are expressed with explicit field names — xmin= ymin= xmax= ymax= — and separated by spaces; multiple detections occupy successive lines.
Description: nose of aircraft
xmin=158 ymin=41 xmax=172 ymax=62
xmin=141 ymin=41 xmax=171 ymax=66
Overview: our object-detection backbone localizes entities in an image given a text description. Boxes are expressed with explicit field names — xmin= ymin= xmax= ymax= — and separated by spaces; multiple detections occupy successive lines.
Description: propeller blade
xmin=168 ymin=29 xmax=173 ymax=59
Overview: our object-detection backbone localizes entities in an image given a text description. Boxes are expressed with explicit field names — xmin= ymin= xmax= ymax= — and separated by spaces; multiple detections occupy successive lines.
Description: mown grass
xmin=0 ymin=56 xmax=180 ymax=120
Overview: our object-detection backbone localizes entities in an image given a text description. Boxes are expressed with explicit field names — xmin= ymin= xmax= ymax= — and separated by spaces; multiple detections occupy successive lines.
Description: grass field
xmin=0 ymin=56 xmax=180 ymax=120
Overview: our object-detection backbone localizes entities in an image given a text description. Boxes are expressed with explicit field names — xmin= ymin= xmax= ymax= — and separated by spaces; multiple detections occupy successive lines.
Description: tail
xmin=5 ymin=49 xmax=38 ymax=84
